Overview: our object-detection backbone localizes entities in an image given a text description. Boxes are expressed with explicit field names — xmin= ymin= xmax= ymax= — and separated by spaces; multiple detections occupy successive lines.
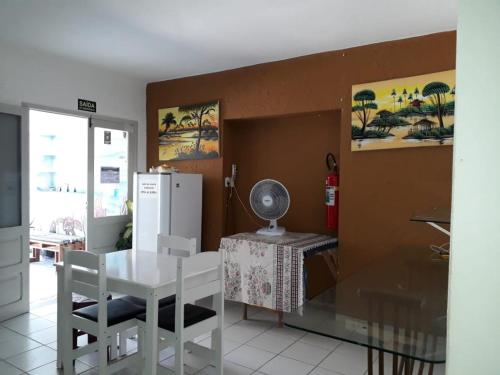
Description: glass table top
xmin=410 ymin=207 xmax=451 ymax=224
xmin=284 ymin=248 xmax=449 ymax=363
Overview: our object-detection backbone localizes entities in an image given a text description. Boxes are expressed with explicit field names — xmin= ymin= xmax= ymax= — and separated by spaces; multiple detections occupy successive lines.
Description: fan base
xmin=257 ymin=226 xmax=286 ymax=236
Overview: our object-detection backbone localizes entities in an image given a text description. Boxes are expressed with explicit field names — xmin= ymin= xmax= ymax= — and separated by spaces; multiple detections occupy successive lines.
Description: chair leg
xmin=98 ymin=337 xmax=108 ymax=375
xmin=175 ymin=340 xmax=184 ymax=375
xmin=72 ymin=329 xmax=80 ymax=366
xmin=110 ymin=334 xmax=118 ymax=360
xmin=367 ymin=348 xmax=373 ymax=375
xmin=119 ymin=327 xmax=136 ymax=356
xmin=398 ymin=356 xmax=405 ymax=375
xmin=417 ymin=361 xmax=425 ymax=375
xmin=137 ymin=327 xmax=144 ymax=360
xmin=62 ymin=324 xmax=73 ymax=374
xmin=404 ymin=358 xmax=410 ymax=375
xmin=213 ymin=328 xmax=223 ymax=375
xmin=119 ymin=331 xmax=128 ymax=356
xmin=72 ymin=329 xmax=78 ymax=349
xmin=62 ymin=355 xmax=72 ymax=373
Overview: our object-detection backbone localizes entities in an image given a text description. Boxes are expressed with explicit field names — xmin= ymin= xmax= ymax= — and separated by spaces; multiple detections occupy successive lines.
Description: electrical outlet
xmin=224 ymin=177 xmax=232 ymax=188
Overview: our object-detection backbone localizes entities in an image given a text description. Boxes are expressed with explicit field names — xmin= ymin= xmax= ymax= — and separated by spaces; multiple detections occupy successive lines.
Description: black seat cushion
xmin=72 ymin=293 xmax=112 ymax=310
xmin=73 ymin=298 xmax=146 ymax=327
xmin=136 ymin=304 xmax=216 ymax=332
xmin=119 ymin=295 xmax=176 ymax=308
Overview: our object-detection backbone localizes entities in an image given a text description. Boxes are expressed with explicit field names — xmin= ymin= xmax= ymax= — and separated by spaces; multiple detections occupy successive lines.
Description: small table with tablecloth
xmin=220 ymin=232 xmax=338 ymax=326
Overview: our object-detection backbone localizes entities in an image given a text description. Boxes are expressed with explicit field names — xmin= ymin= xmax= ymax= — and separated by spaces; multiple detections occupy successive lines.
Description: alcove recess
xmin=223 ymin=110 xmax=341 ymax=297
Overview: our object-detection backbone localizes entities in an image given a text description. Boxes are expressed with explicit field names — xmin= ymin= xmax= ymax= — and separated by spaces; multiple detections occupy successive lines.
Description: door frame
xmin=23 ymin=102 xmax=138 ymax=127
xmin=0 ymin=103 xmax=29 ymax=321
xmin=87 ymin=116 xmax=138 ymax=253
xmin=24 ymin=102 xmax=138 ymax=250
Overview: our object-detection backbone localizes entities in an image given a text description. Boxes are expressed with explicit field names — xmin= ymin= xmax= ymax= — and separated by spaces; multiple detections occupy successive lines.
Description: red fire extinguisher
xmin=326 ymin=153 xmax=339 ymax=230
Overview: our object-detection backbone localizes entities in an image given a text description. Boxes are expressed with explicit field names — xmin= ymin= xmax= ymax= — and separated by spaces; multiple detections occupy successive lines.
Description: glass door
xmin=87 ymin=117 xmax=137 ymax=253
xmin=0 ymin=103 xmax=29 ymax=321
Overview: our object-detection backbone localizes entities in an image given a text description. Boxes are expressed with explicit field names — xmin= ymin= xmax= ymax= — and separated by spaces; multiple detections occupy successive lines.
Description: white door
xmin=0 ymin=104 xmax=29 ymax=321
xmin=87 ymin=117 xmax=137 ymax=253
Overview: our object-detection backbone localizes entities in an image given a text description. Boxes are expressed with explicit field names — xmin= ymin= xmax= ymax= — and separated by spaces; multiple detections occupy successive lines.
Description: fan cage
xmin=249 ymin=179 xmax=290 ymax=221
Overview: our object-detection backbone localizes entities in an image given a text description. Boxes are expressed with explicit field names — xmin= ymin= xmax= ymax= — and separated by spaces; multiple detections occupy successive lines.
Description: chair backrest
xmin=63 ymin=250 xmax=108 ymax=327
xmin=358 ymin=289 xmax=423 ymax=355
xmin=157 ymin=234 xmax=197 ymax=256
xmin=175 ymin=250 xmax=223 ymax=302
xmin=173 ymin=246 xmax=224 ymax=340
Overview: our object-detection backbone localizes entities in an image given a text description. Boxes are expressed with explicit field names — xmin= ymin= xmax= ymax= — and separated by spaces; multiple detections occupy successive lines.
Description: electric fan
xmin=250 ymin=179 xmax=290 ymax=236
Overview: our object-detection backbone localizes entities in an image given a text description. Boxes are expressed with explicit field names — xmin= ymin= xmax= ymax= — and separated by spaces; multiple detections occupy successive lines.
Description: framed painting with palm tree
xmin=351 ymin=70 xmax=455 ymax=151
xmin=158 ymin=100 xmax=220 ymax=160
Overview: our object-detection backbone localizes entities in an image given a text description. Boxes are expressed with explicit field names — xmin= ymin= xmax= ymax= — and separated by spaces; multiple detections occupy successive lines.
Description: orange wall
xmin=147 ymin=31 xmax=455 ymax=276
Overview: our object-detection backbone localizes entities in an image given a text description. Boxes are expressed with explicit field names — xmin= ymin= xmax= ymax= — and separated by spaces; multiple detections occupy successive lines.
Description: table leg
xmin=277 ymin=311 xmax=284 ymax=328
xmin=242 ymin=303 xmax=248 ymax=320
xmin=56 ymin=267 xmax=63 ymax=368
xmin=30 ymin=248 xmax=40 ymax=262
xmin=379 ymin=350 xmax=384 ymax=375
xmin=144 ymin=290 xmax=159 ymax=375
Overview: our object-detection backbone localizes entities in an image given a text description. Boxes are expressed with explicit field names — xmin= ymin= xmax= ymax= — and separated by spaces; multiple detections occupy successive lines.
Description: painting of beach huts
xmin=158 ymin=100 xmax=219 ymax=161
xmin=351 ymin=70 xmax=455 ymax=151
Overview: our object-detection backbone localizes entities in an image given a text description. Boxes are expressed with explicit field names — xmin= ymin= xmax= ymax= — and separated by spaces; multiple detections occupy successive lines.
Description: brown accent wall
xmin=223 ymin=111 xmax=341 ymax=237
xmin=147 ymin=31 xmax=455 ymax=277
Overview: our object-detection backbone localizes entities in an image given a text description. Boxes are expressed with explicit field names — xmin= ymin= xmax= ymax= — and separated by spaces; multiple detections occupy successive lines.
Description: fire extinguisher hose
xmin=326 ymin=152 xmax=337 ymax=173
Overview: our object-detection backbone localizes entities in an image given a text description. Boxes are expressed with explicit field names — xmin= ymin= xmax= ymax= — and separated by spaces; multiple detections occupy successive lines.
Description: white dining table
xmin=55 ymin=249 xmax=218 ymax=375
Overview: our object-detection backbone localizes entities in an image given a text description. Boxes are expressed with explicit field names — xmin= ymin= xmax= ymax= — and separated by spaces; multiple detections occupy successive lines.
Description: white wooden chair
xmin=137 ymin=235 xmax=224 ymax=375
xmin=157 ymin=234 xmax=197 ymax=256
xmin=116 ymin=234 xmax=196 ymax=355
xmin=62 ymin=250 xmax=145 ymax=374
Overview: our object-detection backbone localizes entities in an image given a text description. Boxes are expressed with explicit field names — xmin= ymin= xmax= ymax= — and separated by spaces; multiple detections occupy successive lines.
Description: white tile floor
xmin=6 ymin=259 xmax=445 ymax=374
xmin=29 ymin=255 xmax=58 ymax=305
xmin=0 ymin=297 xmax=446 ymax=375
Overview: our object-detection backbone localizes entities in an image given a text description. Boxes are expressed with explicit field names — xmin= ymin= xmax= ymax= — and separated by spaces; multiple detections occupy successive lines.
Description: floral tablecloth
xmin=220 ymin=232 xmax=337 ymax=312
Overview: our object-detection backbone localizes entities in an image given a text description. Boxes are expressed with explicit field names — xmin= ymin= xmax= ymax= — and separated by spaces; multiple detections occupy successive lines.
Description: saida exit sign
xmin=78 ymin=99 xmax=96 ymax=113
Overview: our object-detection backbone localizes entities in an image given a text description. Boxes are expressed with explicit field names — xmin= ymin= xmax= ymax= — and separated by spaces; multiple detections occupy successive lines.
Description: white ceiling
xmin=0 ymin=0 xmax=457 ymax=82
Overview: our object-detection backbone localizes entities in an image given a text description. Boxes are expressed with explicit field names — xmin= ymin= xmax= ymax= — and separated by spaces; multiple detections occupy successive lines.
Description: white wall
xmin=447 ymin=1 xmax=500 ymax=373
xmin=0 ymin=40 xmax=147 ymax=170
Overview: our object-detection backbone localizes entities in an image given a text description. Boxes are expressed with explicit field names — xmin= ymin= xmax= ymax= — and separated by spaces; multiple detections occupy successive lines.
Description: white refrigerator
xmin=132 ymin=172 xmax=202 ymax=253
